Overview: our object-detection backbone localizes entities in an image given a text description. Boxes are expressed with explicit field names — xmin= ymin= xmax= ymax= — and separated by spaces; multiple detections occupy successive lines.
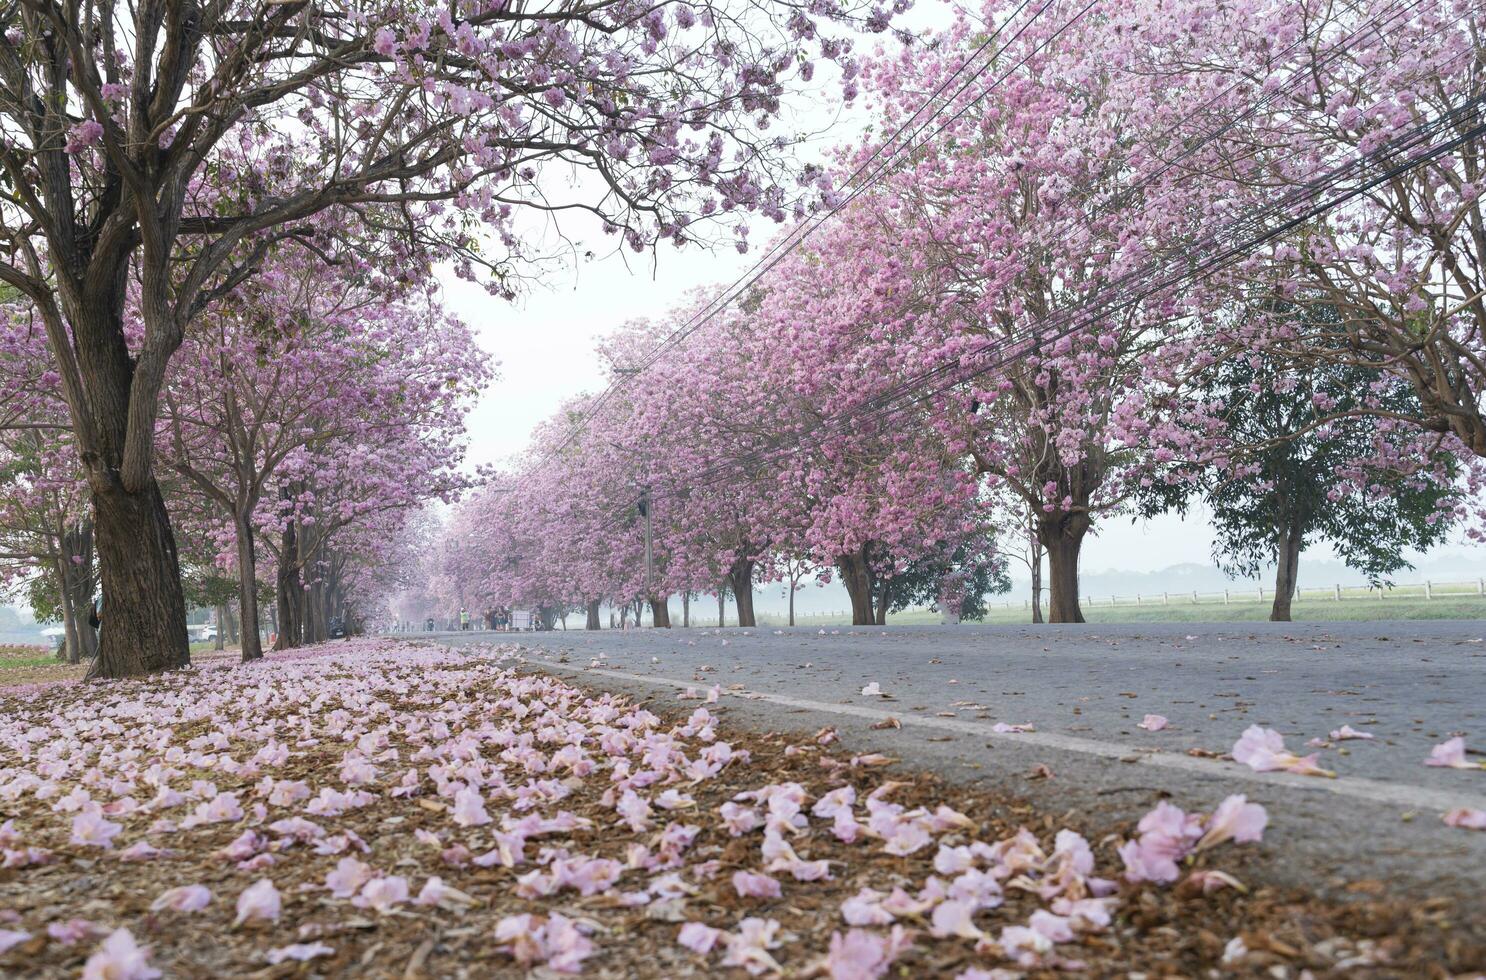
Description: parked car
xmin=328 ymin=617 xmax=346 ymax=639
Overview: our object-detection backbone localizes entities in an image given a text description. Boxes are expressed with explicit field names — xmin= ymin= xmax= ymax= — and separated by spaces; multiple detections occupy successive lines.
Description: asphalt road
xmin=425 ymin=621 xmax=1486 ymax=904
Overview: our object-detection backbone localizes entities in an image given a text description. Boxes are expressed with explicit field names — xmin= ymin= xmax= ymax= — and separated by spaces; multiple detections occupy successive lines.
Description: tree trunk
xmin=55 ymin=560 xmax=81 ymax=664
xmin=222 ymin=600 xmax=240 ymax=645
xmin=305 ymin=579 xmax=327 ymax=644
xmin=788 ymin=581 xmax=797 ymax=627
xmin=1270 ymin=526 xmax=1302 ymax=622
xmin=717 ymin=584 xmax=727 ymax=628
xmin=87 ymin=479 xmax=190 ymax=679
xmin=837 ymin=549 xmax=876 ymax=626
xmin=649 ymin=597 xmax=672 ymax=628
xmin=1036 ymin=512 xmax=1090 ymax=624
xmin=619 ymin=603 xmax=630 ymax=627
xmin=682 ymin=592 xmax=690 ymax=627
xmin=213 ymin=605 xmax=227 ymax=651
xmin=728 ymin=558 xmax=756 ymax=627
xmin=274 ymin=523 xmax=303 ymax=650
xmin=874 ymin=578 xmax=892 ymax=626
xmin=236 ymin=515 xmax=265 ymax=662
xmin=1029 ymin=522 xmax=1045 ymax=625
xmin=61 ymin=522 xmax=97 ymax=663
xmin=586 ymin=599 xmax=601 ymax=630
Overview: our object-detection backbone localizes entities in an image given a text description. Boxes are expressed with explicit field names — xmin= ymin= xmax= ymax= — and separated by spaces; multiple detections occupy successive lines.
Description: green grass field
xmin=747 ymin=593 xmax=1486 ymax=627
xmin=0 ymin=644 xmax=57 ymax=668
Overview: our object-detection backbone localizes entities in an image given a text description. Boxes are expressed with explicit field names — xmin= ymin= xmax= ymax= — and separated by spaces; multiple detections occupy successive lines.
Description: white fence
xmin=1006 ymin=578 xmax=1486 ymax=609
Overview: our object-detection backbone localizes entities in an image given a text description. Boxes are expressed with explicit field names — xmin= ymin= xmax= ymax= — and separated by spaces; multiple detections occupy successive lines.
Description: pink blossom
xmin=264 ymin=942 xmax=335 ymax=964
xmin=352 ymin=875 xmax=410 ymax=913
xmin=929 ymin=899 xmax=986 ymax=940
xmin=1196 ymin=795 xmax=1268 ymax=851
xmin=1443 ymin=807 xmax=1486 ymax=830
xmin=722 ymin=917 xmax=783 ymax=975
xmin=543 ymin=913 xmax=593 ymax=973
xmin=494 ymin=914 xmax=546 ymax=966
xmin=825 ymin=926 xmax=911 ymax=980
xmin=65 ymin=120 xmax=104 ymax=154
xmin=414 ymin=876 xmax=477 ymax=908
xmin=841 ymin=888 xmax=894 ymax=926
xmin=0 ymin=930 xmax=30 ymax=955
xmin=732 ymin=870 xmax=782 ymax=899
xmin=46 ymin=918 xmax=105 ymax=945
xmin=81 ymin=929 xmax=160 ymax=980
xmin=116 ymin=841 xmax=171 ymax=862
xmin=150 ymin=885 xmax=212 ymax=913
xmin=991 ymin=722 xmax=1034 ymax=733
xmin=1329 ymin=725 xmax=1373 ymax=741
xmin=677 ymin=921 xmax=725 ymax=954
xmin=325 ymin=856 xmax=373 ymax=898
xmin=1425 ymin=737 xmax=1484 ymax=769
xmin=373 ymin=28 xmax=398 ymax=57
xmin=1028 ymin=910 xmax=1074 ymax=943
xmin=451 ymin=786 xmax=491 ymax=826
xmin=1138 ymin=714 xmax=1169 ymax=732
xmin=70 ymin=810 xmax=122 ymax=848
xmin=1231 ymin=725 xmax=1335 ymax=776
xmin=233 ymin=878 xmax=281 ymax=926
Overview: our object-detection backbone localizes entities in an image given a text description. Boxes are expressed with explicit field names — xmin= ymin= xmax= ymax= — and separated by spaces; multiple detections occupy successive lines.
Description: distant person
xmin=459 ymin=609 xmax=470 ymax=631
xmin=88 ymin=601 xmax=101 ymax=631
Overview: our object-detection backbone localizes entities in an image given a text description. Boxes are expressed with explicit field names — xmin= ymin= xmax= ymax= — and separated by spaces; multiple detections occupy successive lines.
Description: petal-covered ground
xmin=0 ymin=639 xmax=1479 ymax=977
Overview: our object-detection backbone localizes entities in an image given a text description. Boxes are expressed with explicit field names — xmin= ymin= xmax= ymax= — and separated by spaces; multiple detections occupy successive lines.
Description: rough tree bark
xmin=728 ymin=557 xmax=756 ymax=628
xmin=586 ymin=599 xmax=601 ymax=630
xmin=1036 ymin=511 xmax=1091 ymax=624
xmin=235 ymin=515 xmax=264 ymax=661
xmin=274 ymin=521 xmax=303 ymax=650
xmin=86 ymin=478 xmax=190 ymax=679
xmin=649 ymin=597 xmax=672 ymax=628
xmin=59 ymin=522 xmax=97 ymax=663
xmin=836 ymin=548 xmax=876 ymax=626
xmin=874 ymin=577 xmax=893 ymax=626
xmin=1270 ymin=524 xmax=1303 ymax=622
xmin=224 ymin=600 xmax=240 ymax=646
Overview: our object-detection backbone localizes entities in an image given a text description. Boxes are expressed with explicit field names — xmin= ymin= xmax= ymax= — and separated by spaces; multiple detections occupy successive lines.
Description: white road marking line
xmin=521 ymin=655 xmax=1486 ymax=814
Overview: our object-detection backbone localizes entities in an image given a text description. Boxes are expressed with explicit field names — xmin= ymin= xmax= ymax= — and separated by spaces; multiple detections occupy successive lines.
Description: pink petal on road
xmin=1442 ymin=807 xmax=1486 ymax=830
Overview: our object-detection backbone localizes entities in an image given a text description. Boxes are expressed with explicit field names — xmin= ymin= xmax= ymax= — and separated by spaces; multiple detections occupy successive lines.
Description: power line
xmin=539 ymin=0 xmax=1434 ymax=472
xmin=659 ymin=88 xmax=1486 ymax=507
xmin=532 ymin=0 xmax=1073 ymax=464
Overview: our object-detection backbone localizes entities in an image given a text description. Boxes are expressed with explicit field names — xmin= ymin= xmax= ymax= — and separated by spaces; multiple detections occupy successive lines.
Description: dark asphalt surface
xmin=425 ymin=621 xmax=1486 ymax=905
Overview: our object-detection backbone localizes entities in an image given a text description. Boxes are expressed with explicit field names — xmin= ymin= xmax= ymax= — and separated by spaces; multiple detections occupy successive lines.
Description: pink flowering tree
xmin=158 ymin=262 xmax=488 ymax=661
xmin=0 ymin=298 xmax=96 ymax=661
xmin=798 ymin=1 xmax=1259 ymax=622
xmin=0 ymin=0 xmax=892 ymax=675
xmin=1161 ymin=0 xmax=1486 ymax=454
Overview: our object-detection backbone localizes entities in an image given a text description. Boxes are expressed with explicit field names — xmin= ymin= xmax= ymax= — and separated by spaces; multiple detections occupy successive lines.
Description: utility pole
xmin=638 ymin=487 xmax=653 ymax=610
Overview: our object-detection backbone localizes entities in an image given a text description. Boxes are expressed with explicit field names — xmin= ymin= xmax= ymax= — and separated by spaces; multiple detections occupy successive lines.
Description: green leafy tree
xmin=883 ymin=540 xmax=1011 ymax=622
xmin=1144 ymin=308 xmax=1458 ymax=621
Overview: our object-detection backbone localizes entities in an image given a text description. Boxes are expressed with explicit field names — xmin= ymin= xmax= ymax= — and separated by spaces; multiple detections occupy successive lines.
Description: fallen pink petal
xmin=1442 ymin=808 xmax=1486 ymax=831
